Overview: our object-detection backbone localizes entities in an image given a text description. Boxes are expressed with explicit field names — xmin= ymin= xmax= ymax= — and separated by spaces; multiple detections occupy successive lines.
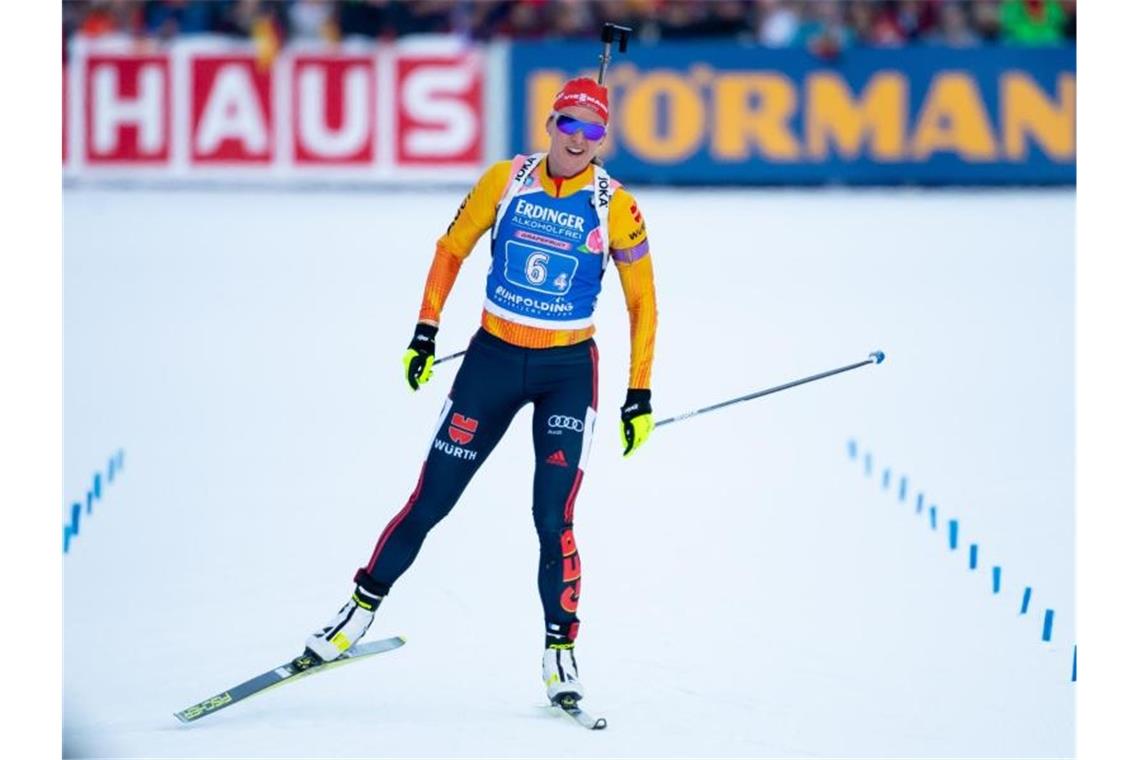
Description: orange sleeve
xmin=609 ymin=188 xmax=657 ymax=389
xmin=418 ymin=161 xmax=512 ymax=325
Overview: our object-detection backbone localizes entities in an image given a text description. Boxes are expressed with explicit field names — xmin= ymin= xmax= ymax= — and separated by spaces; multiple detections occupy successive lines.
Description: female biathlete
xmin=302 ymin=77 xmax=658 ymax=706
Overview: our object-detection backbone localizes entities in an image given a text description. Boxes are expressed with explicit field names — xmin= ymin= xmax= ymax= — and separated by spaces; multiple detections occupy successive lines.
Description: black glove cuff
xmin=621 ymin=388 xmax=652 ymax=420
xmin=409 ymin=322 xmax=438 ymax=351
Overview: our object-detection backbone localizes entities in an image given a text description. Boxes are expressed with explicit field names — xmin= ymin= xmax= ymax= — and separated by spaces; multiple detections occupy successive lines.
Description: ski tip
xmin=173 ymin=711 xmax=191 ymax=724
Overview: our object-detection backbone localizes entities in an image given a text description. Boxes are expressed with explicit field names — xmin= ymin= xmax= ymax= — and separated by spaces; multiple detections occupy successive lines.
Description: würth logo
xmin=448 ymin=413 xmax=478 ymax=445
xmin=546 ymin=450 xmax=569 ymax=467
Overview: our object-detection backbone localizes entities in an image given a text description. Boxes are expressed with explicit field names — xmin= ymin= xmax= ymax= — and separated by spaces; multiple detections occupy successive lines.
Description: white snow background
xmin=63 ymin=186 xmax=1074 ymax=758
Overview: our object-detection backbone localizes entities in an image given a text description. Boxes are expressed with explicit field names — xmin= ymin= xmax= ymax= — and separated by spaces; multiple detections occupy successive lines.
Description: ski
xmin=173 ymin=636 xmax=406 ymax=723
xmin=551 ymin=695 xmax=607 ymax=730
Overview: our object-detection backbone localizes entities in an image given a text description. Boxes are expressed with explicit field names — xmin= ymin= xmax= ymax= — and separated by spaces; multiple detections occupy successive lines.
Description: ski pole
xmin=597 ymin=23 xmax=632 ymax=85
xmin=655 ymin=351 xmax=886 ymax=429
xmin=433 ymin=348 xmax=465 ymax=366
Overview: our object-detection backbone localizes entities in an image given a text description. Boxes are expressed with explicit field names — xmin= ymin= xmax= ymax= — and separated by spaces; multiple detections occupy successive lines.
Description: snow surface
xmin=63 ymin=186 xmax=1074 ymax=758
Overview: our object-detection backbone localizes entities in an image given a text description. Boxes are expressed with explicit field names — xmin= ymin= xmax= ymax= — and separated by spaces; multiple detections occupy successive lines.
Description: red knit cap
xmin=552 ymin=77 xmax=609 ymax=124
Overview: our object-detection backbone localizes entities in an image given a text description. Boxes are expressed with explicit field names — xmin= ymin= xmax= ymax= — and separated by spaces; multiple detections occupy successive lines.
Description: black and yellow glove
xmin=402 ymin=322 xmax=437 ymax=391
xmin=619 ymin=388 xmax=653 ymax=457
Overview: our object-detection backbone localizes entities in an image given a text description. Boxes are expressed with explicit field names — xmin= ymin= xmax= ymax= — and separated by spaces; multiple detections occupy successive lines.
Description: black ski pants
xmin=355 ymin=328 xmax=599 ymax=640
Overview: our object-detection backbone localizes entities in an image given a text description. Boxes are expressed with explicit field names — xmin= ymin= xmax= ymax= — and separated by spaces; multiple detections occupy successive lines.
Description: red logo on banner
xmin=395 ymin=53 xmax=483 ymax=166
xmin=448 ymin=413 xmax=479 ymax=445
xmin=190 ymin=57 xmax=273 ymax=164
xmin=292 ymin=56 xmax=376 ymax=165
xmin=84 ymin=55 xmax=171 ymax=163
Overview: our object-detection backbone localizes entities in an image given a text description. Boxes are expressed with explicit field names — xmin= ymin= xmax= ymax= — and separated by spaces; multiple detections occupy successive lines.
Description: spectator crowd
xmin=64 ymin=0 xmax=1077 ymax=50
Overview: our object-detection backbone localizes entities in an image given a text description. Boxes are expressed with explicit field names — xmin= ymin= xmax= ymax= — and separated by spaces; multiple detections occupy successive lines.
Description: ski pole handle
xmin=655 ymin=351 xmax=886 ymax=428
xmin=597 ymin=23 xmax=632 ymax=85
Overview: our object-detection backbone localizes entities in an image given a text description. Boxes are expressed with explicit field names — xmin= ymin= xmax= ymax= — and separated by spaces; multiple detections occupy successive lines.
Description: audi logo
xmin=547 ymin=415 xmax=584 ymax=432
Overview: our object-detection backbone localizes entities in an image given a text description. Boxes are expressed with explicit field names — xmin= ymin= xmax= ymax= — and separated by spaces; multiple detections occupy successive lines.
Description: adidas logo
xmin=545 ymin=450 xmax=569 ymax=467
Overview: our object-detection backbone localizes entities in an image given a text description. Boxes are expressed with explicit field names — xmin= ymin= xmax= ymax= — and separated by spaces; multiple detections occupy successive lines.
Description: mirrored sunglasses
xmin=555 ymin=114 xmax=607 ymax=141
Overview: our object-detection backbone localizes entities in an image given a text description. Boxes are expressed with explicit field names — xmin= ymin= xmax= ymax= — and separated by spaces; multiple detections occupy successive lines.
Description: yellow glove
xmin=619 ymin=388 xmax=653 ymax=457
xmin=403 ymin=323 xmax=437 ymax=391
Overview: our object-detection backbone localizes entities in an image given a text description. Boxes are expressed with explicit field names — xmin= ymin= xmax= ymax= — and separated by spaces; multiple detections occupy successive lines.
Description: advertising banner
xmin=64 ymin=36 xmax=502 ymax=183
xmin=510 ymin=43 xmax=1075 ymax=185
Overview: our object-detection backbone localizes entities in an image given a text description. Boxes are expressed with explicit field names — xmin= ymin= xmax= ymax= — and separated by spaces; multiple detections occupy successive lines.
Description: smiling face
xmin=545 ymin=104 xmax=607 ymax=178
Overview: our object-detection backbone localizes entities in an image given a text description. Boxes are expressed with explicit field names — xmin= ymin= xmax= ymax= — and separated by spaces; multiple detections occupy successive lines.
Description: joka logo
xmin=546 ymin=450 xmax=569 ymax=467
xmin=448 ymin=413 xmax=478 ymax=445
xmin=596 ymin=175 xmax=611 ymax=207
xmin=515 ymin=155 xmax=540 ymax=183
xmin=548 ymin=414 xmax=584 ymax=432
